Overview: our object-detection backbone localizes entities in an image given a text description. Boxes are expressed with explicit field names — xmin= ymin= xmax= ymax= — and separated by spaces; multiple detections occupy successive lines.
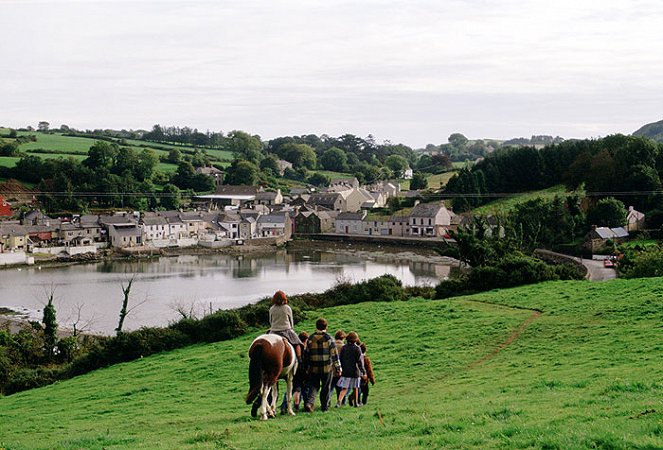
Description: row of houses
xmin=0 ymin=208 xmax=293 ymax=252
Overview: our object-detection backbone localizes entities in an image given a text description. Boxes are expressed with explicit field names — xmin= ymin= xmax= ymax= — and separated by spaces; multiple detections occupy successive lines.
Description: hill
xmin=633 ymin=119 xmax=663 ymax=142
xmin=0 ymin=279 xmax=661 ymax=449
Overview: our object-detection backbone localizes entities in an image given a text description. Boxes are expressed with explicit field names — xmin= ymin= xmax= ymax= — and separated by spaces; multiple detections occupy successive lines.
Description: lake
xmin=0 ymin=247 xmax=455 ymax=334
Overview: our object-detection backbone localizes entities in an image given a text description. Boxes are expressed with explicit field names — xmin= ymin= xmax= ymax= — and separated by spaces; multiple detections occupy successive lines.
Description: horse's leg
xmin=269 ymin=382 xmax=278 ymax=418
xmin=259 ymin=384 xmax=270 ymax=421
xmin=286 ymin=370 xmax=295 ymax=416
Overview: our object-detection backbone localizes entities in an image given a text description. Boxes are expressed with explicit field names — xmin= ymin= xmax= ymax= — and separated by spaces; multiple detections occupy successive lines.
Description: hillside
xmin=0 ymin=279 xmax=661 ymax=449
xmin=633 ymin=119 xmax=663 ymax=142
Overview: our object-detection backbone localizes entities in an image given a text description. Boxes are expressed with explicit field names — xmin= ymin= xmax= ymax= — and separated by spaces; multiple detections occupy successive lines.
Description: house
xmin=179 ymin=211 xmax=212 ymax=238
xmin=166 ymin=215 xmax=187 ymax=239
xmin=196 ymin=166 xmax=224 ymax=188
xmin=0 ymin=195 xmax=11 ymax=217
xmin=255 ymin=189 xmax=283 ymax=206
xmin=330 ymin=177 xmax=359 ymax=190
xmin=295 ymin=210 xmax=321 ymax=234
xmin=257 ymin=213 xmax=292 ymax=239
xmin=108 ymin=223 xmax=143 ymax=248
xmin=403 ymin=168 xmax=413 ymax=180
xmin=59 ymin=220 xmax=102 ymax=246
xmin=277 ymin=160 xmax=293 ymax=175
xmin=141 ymin=216 xmax=169 ymax=241
xmin=586 ymin=226 xmax=629 ymax=251
xmin=626 ymin=206 xmax=645 ymax=232
xmin=409 ymin=201 xmax=452 ymax=237
xmin=335 ymin=211 xmax=367 ymax=234
xmin=196 ymin=185 xmax=260 ymax=208
xmin=0 ymin=224 xmax=29 ymax=250
xmin=309 ymin=192 xmax=344 ymax=212
xmin=388 ymin=215 xmax=410 ymax=237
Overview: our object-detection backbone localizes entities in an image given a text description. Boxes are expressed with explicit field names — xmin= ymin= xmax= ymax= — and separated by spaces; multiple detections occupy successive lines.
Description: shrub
xmin=435 ymin=255 xmax=561 ymax=299
xmin=618 ymin=246 xmax=663 ymax=278
xmin=4 ymin=367 xmax=60 ymax=395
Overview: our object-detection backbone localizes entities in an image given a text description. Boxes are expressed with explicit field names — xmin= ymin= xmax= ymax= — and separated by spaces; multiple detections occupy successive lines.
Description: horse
xmin=245 ymin=333 xmax=298 ymax=420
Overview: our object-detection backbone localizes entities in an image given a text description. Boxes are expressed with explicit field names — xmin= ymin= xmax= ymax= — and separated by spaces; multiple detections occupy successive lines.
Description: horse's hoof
xmin=288 ymin=411 xmax=296 ymax=416
xmin=260 ymin=414 xmax=269 ymax=421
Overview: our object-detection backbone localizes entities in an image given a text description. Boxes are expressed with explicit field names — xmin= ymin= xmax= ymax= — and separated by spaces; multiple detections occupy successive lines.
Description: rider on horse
xmin=269 ymin=290 xmax=303 ymax=363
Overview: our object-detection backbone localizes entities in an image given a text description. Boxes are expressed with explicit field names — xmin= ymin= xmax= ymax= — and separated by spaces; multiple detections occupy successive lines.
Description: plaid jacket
xmin=305 ymin=330 xmax=341 ymax=375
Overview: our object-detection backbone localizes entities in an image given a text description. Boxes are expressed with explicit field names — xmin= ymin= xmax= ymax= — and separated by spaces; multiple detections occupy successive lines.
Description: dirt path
xmin=467 ymin=308 xmax=542 ymax=369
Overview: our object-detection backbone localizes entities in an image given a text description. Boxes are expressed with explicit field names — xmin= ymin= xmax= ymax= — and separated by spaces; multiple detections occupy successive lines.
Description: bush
xmin=170 ymin=310 xmax=246 ymax=343
xmin=435 ymin=255 xmax=562 ymax=299
xmin=618 ymin=246 xmax=663 ymax=278
xmin=4 ymin=367 xmax=60 ymax=395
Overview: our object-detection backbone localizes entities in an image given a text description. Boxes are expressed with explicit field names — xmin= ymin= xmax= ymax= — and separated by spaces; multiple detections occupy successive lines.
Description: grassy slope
xmin=470 ymin=185 xmax=570 ymax=215
xmin=0 ymin=281 xmax=662 ymax=449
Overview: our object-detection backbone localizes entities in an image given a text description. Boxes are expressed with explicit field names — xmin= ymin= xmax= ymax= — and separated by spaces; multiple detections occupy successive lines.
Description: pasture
xmin=470 ymin=185 xmax=571 ymax=215
xmin=0 ymin=278 xmax=661 ymax=449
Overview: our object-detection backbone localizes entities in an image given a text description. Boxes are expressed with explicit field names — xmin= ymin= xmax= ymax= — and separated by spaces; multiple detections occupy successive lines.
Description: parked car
xmin=603 ymin=258 xmax=615 ymax=268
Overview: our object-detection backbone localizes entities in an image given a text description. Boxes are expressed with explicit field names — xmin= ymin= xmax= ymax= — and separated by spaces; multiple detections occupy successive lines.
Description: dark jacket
xmin=339 ymin=343 xmax=364 ymax=378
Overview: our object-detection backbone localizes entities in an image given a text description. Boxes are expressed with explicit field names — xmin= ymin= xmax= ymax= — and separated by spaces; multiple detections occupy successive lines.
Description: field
xmin=0 ymin=278 xmax=661 ymax=449
xmin=470 ymin=185 xmax=571 ymax=215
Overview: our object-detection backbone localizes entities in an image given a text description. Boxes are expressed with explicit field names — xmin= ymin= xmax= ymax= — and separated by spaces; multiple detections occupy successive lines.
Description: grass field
xmin=470 ymin=185 xmax=571 ymax=215
xmin=0 ymin=278 xmax=661 ymax=449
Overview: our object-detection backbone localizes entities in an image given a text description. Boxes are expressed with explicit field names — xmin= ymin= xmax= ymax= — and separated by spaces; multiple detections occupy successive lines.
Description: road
xmin=577 ymin=257 xmax=618 ymax=281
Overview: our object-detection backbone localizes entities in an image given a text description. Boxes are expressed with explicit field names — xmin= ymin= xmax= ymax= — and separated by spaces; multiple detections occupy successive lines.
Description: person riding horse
xmin=268 ymin=291 xmax=303 ymax=363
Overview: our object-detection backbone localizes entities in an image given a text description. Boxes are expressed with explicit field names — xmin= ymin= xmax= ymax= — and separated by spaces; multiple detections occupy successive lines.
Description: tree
xmin=227 ymin=130 xmax=263 ymax=165
xmin=384 ymin=155 xmax=408 ymax=178
xmin=116 ymin=276 xmax=134 ymax=335
xmin=0 ymin=142 xmax=19 ymax=156
xmin=410 ymin=172 xmax=428 ymax=190
xmin=281 ymin=143 xmax=317 ymax=170
xmin=587 ymin=197 xmax=627 ymax=228
xmin=42 ymin=290 xmax=58 ymax=361
xmin=160 ymin=183 xmax=182 ymax=210
xmin=84 ymin=141 xmax=118 ymax=171
xmin=448 ymin=133 xmax=468 ymax=150
xmin=320 ymin=147 xmax=348 ymax=172
xmin=259 ymin=154 xmax=281 ymax=176
xmin=166 ymin=148 xmax=182 ymax=164
xmin=307 ymin=172 xmax=331 ymax=187
xmin=38 ymin=121 xmax=50 ymax=132
xmin=225 ymin=159 xmax=259 ymax=185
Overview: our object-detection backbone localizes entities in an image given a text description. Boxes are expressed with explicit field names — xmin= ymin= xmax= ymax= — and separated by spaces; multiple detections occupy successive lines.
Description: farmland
xmin=0 ymin=278 xmax=660 ymax=449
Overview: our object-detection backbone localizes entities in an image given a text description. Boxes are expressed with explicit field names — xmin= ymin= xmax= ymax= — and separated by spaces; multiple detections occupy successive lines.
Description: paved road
xmin=576 ymin=257 xmax=617 ymax=281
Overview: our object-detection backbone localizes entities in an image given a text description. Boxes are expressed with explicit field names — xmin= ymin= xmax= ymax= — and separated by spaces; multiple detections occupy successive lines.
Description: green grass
xmin=0 ymin=156 xmax=21 ymax=168
xmin=620 ymin=240 xmax=659 ymax=249
xmin=471 ymin=185 xmax=571 ymax=215
xmin=1 ymin=277 xmax=661 ymax=449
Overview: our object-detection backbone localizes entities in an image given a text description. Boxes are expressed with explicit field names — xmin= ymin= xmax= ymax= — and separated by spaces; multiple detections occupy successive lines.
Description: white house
xmin=409 ymin=202 xmax=452 ymax=237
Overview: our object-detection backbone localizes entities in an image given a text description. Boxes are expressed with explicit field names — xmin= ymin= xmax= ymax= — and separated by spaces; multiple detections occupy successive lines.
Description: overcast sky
xmin=1 ymin=0 xmax=662 ymax=147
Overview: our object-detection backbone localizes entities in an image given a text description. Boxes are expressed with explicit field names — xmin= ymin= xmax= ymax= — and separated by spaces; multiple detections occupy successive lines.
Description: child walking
xmin=335 ymin=331 xmax=364 ymax=408
xmin=359 ymin=342 xmax=375 ymax=405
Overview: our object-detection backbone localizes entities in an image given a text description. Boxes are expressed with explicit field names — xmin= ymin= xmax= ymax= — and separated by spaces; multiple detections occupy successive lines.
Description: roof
xmin=111 ymin=225 xmax=142 ymax=237
xmin=337 ymin=211 xmax=366 ymax=221
xmin=593 ymin=227 xmax=629 ymax=239
xmin=214 ymin=185 xmax=260 ymax=196
xmin=141 ymin=216 xmax=168 ymax=226
xmin=410 ymin=202 xmax=446 ymax=218
xmin=258 ymin=215 xmax=286 ymax=224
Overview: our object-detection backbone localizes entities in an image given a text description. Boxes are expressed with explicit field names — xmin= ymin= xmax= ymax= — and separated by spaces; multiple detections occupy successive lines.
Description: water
xmin=0 ymin=248 xmax=454 ymax=335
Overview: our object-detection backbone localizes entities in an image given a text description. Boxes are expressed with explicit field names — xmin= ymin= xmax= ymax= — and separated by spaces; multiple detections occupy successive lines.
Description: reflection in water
xmin=0 ymin=249 xmax=455 ymax=335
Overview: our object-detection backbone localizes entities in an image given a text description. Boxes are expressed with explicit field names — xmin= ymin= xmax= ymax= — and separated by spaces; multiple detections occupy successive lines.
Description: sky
xmin=1 ymin=0 xmax=662 ymax=148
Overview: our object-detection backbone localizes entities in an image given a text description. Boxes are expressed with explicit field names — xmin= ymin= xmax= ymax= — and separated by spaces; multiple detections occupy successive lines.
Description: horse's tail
xmin=246 ymin=343 xmax=263 ymax=404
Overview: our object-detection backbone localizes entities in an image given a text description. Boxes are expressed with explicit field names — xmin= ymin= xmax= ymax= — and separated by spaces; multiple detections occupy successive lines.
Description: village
xmin=0 ymin=177 xmax=467 ymax=266
xmin=0 ymin=174 xmax=647 ymax=268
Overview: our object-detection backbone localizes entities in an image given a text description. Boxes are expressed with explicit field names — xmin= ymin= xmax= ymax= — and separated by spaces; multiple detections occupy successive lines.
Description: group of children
xmin=267 ymin=291 xmax=376 ymax=413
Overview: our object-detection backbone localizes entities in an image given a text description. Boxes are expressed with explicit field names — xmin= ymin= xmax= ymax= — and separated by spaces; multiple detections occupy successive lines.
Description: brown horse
xmin=246 ymin=334 xmax=298 ymax=420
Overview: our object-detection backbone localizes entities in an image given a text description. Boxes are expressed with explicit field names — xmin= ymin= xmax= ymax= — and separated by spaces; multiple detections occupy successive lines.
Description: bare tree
xmin=116 ymin=274 xmax=148 ymax=335
xmin=68 ymin=302 xmax=96 ymax=337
